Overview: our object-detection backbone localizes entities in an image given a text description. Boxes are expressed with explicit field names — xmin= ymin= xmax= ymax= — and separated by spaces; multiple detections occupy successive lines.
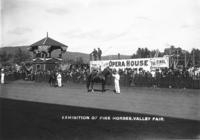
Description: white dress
xmin=112 ymin=73 xmax=120 ymax=93
xmin=57 ymin=73 xmax=62 ymax=87
xmin=1 ymin=72 xmax=5 ymax=84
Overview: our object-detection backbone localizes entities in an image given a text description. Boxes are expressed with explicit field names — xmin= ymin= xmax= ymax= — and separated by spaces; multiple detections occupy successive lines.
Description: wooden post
xmin=185 ymin=52 xmax=187 ymax=68
xmin=193 ymin=49 xmax=195 ymax=67
xmin=44 ymin=53 xmax=46 ymax=71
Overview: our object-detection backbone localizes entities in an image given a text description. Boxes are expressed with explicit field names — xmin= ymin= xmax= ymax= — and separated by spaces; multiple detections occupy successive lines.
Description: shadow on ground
xmin=0 ymin=98 xmax=199 ymax=140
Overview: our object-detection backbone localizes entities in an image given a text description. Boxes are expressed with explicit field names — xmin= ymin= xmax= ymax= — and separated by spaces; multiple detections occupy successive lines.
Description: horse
xmin=86 ymin=67 xmax=111 ymax=93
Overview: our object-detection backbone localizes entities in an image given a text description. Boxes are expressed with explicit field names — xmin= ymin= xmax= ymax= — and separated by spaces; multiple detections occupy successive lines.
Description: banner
xmin=150 ymin=56 xmax=169 ymax=69
xmin=90 ymin=57 xmax=169 ymax=71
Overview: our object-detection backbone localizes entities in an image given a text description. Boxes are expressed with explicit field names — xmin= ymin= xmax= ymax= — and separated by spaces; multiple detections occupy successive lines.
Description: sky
xmin=1 ymin=0 xmax=200 ymax=55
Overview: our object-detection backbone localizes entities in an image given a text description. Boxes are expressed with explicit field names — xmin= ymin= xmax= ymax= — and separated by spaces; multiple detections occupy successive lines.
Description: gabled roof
xmin=30 ymin=36 xmax=67 ymax=47
xmin=29 ymin=35 xmax=68 ymax=52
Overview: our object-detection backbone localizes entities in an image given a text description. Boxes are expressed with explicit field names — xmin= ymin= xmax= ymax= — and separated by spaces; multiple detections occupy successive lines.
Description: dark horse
xmin=86 ymin=67 xmax=111 ymax=93
xmin=49 ymin=71 xmax=57 ymax=87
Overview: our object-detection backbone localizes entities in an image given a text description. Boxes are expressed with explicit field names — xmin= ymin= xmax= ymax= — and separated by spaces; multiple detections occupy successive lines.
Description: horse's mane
xmin=90 ymin=67 xmax=111 ymax=80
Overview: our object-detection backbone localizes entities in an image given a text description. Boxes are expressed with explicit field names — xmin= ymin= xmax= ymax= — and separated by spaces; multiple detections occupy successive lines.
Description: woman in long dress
xmin=112 ymin=69 xmax=120 ymax=94
xmin=1 ymin=69 xmax=5 ymax=84
xmin=57 ymin=72 xmax=62 ymax=87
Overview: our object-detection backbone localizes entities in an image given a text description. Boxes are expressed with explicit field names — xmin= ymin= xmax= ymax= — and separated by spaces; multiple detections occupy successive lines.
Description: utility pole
xmin=192 ymin=49 xmax=195 ymax=67
xmin=175 ymin=49 xmax=179 ymax=69
xmin=185 ymin=52 xmax=187 ymax=68
xmin=169 ymin=48 xmax=173 ymax=68
xmin=177 ymin=50 xmax=179 ymax=64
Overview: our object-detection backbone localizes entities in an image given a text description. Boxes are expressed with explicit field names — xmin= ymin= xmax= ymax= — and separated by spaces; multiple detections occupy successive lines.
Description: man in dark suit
xmin=97 ymin=48 xmax=102 ymax=60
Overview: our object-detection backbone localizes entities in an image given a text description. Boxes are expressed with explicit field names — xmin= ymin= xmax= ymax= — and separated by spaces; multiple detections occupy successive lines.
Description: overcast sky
xmin=1 ymin=0 xmax=200 ymax=55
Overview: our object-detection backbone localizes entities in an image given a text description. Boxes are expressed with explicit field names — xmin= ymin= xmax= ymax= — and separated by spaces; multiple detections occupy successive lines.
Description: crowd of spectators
xmin=117 ymin=67 xmax=200 ymax=89
xmin=0 ymin=64 xmax=90 ymax=84
xmin=1 ymin=63 xmax=200 ymax=89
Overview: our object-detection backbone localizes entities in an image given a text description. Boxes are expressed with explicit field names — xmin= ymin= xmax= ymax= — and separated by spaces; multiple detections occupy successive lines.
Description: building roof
xmin=29 ymin=34 xmax=68 ymax=52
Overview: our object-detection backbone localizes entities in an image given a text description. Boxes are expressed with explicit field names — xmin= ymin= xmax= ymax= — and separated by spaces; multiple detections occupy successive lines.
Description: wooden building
xmin=29 ymin=33 xmax=68 ymax=72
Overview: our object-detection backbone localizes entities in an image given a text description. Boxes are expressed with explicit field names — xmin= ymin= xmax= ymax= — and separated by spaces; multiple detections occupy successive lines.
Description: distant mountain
xmin=0 ymin=46 xmax=30 ymax=55
xmin=102 ymin=55 xmax=131 ymax=60
xmin=0 ymin=46 xmax=131 ymax=63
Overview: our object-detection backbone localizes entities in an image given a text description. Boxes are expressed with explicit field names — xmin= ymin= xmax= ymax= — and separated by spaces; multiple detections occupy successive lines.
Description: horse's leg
xmin=52 ymin=79 xmax=54 ymax=87
xmin=91 ymin=81 xmax=94 ymax=93
xmin=53 ymin=78 xmax=56 ymax=87
xmin=86 ymin=79 xmax=90 ymax=92
xmin=52 ymin=78 xmax=54 ymax=86
xmin=49 ymin=78 xmax=51 ymax=86
xmin=102 ymin=79 xmax=105 ymax=93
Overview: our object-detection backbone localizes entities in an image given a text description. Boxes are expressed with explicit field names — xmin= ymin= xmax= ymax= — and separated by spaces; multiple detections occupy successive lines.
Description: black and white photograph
xmin=0 ymin=0 xmax=200 ymax=139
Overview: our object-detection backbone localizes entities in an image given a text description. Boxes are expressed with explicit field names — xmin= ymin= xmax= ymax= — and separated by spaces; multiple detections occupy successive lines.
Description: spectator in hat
xmin=97 ymin=48 xmax=102 ymax=60
xmin=112 ymin=69 xmax=120 ymax=94
xmin=1 ymin=68 xmax=5 ymax=84
xmin=92 ymin=49 xmax=98 ymax=61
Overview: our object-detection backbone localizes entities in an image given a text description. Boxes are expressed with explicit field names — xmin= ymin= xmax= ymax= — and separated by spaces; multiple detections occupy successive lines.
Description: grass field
xmin=0 ymin=80 xmax=200 ymax=139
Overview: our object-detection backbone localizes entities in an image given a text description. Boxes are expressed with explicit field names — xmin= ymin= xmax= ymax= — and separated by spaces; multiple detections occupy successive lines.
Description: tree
xmin=164 ymin=45 xmax=176 ymax=55
xmin=163 ymin=45 xmax=200 ymax=68
xmin=150 ymin=49 xmax=163 ymax=57
xmin=13 ymin=48 xmax=31 ymax=64
xmin=132 ymin=47 xmax=151 ymax=58
xmin=75 ymin=57 xmax=84 ymax=65
xmin=164 ymin=45 xmax=184 ymax=68
xmin=0 ymin=51 xmax=13 ymax=65
xmin=190 ymin=48 xmax=200 ymax=67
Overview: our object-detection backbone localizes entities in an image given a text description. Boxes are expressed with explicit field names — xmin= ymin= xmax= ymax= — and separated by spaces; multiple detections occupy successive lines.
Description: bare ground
xmin=0 ymin=80 xmax=200 ymax=139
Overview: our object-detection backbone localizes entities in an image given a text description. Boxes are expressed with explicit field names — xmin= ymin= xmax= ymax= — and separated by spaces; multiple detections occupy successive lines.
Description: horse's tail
xmin=86 ymin=74 xmax=91 ymax=91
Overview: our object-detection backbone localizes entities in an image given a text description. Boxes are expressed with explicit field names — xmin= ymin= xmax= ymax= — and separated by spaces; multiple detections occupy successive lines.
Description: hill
xmin=0 ymin=46 xmax=131 ymax=63
xmin=0 ymin=46 xmax=30 ymax=55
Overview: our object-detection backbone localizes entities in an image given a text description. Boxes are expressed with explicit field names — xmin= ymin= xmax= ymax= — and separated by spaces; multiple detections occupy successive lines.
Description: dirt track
xmin=0 ymin=80 xmax=200 ymax=139
xmin=0 ymin=80 xmax=199 ymax=121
